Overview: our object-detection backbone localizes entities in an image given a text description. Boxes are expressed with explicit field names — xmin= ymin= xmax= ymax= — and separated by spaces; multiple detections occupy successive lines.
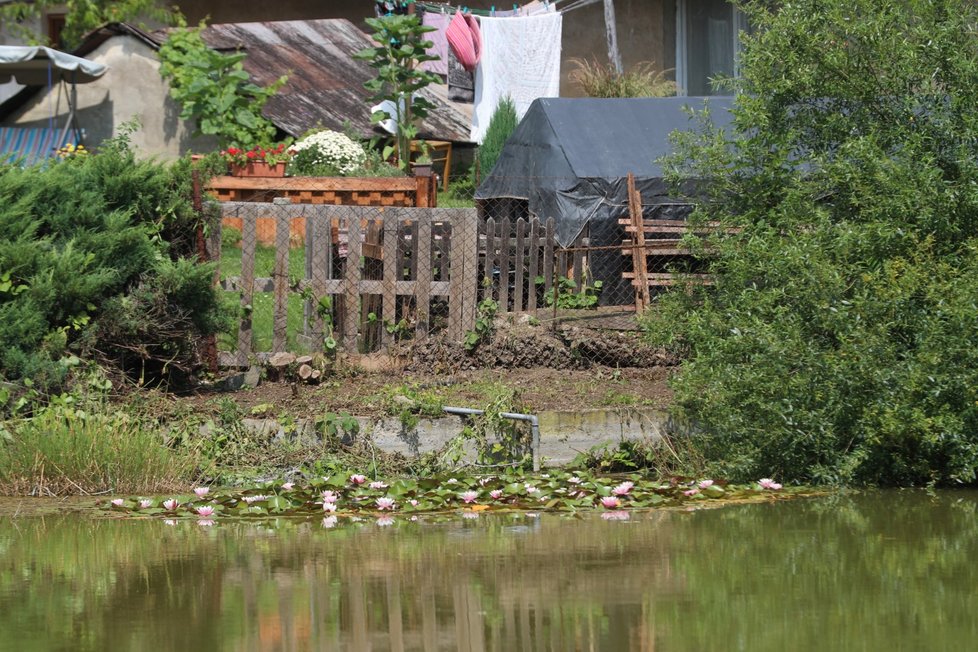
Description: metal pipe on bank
xmin=443 ymin=407 xmax=541 ymax=472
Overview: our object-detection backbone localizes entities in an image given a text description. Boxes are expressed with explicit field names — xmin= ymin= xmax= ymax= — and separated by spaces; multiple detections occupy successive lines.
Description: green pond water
xmin=1 ymin=490 xmax=976 ymax=651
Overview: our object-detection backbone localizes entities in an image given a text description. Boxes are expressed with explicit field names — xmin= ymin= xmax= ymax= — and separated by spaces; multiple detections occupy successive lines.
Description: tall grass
xmin=569 ymin=58 xmax=676 ymax=98
xmin=0 ymin=407 xmax=192 ymax=496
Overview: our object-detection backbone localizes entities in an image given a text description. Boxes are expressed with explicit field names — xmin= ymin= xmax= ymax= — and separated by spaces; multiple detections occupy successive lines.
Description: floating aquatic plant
xmin=104 ymin=471 xmax=801 ymax=521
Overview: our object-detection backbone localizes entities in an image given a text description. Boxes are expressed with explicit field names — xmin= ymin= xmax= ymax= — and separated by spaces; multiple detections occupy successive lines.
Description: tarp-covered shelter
xmin=475 ymin=97 xmax=734 ymax=304
xmin=475 ymin=96 xmax=735 ymax=247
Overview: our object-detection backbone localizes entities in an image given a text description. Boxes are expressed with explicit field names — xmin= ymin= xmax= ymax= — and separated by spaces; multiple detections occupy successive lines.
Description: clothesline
xmin=415 ymin=0 xmax=599 ymax=17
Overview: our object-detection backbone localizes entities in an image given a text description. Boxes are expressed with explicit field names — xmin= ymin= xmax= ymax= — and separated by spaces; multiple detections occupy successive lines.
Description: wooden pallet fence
xmin=479 ymin=216 xmax=597 ymax=314
xmin=210 ymin=175 xmax=438 ymax=246
xmin=217 ymin=204 xmax=478 ymax=366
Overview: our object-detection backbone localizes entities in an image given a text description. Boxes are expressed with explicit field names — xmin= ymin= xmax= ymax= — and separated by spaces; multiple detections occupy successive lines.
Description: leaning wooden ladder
xmin=621 ymin=173 xmax=719 ymax=311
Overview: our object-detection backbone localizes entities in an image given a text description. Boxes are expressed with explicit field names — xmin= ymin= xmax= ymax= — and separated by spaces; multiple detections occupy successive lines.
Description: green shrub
xmin=0 ymin=136 xmax=226 ymax=396
xmin=569 ymin=58 xmax=676 ymax=98
xmin=476 ymin=95 xmax=518 ymax=181
xmin=642 ymin=0 xmax=978 ymax=486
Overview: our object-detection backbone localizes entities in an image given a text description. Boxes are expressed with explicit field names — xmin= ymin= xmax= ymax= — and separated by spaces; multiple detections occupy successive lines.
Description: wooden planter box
xmin=208 ymin=175 xmax=438 ymax=245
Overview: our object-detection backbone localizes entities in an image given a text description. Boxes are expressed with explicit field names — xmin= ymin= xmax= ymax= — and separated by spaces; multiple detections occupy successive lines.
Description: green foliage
xmin=464 ymin=296 xmax=498 ymax=351
xmin=355 ymin=14 xmax=443 ymax=169
xmin=642 ymin=0 xmax=978 ymax=486
xmin=476 ymin=96 xmax=519 ymax=180
xmin=0 ymin=0 xmax=181 ymax=48
xmin=158 ymin=23 xmax=286 ymax=149
xmin=0 ymin=403 xmax=191 ymax=495
xmin=568 ymin=58 xmax=677 ymax=98
xmin=538 ymin=275 xmax=603 ymax=309
xmin=0 ymin=133 xmax=227 ymax=395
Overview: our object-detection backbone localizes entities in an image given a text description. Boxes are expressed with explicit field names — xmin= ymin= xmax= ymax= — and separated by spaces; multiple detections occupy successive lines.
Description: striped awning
xmin=0 ymin=127 xmax=79 ymax=166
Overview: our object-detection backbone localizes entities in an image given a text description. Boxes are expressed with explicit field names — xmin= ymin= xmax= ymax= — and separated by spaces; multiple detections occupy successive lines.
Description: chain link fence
xmin=198 ymin=172 xmax=706 ymax=369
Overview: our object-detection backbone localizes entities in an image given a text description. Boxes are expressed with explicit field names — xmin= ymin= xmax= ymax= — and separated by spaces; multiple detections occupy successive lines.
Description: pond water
xmin=1 ymin=490 xmax=976 ymax=651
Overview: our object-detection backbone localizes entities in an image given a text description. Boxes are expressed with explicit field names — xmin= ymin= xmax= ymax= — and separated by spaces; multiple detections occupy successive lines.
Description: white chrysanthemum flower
xmin=292 ymin=130 xmax=366 ymax=175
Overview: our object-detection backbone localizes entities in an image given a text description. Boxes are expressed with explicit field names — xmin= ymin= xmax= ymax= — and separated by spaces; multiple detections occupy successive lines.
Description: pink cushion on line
xmin=446 ymin=9 xmax=482 ymax=71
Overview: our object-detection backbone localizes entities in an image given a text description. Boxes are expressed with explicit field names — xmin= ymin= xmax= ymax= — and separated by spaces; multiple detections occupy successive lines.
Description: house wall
xmin=5 ymin=35 xmax=214 ymax=159
xmin=182 ymin=0 xmax=677 ymax=96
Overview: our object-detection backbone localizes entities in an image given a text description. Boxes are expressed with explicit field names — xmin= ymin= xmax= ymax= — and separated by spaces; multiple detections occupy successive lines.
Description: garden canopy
xmin=475 ymin=96 xmax=735 ymax=247
xmin=0 ymin=46 xmax=107 ymax=85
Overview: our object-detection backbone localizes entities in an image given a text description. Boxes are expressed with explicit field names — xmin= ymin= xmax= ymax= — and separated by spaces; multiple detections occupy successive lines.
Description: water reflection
xmin=1 ymin=492 xmax=976 ymax=651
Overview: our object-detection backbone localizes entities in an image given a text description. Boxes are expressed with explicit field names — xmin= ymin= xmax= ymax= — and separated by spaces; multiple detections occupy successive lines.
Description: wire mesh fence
xmin=197 ymin=172 xmax=709 ymax=369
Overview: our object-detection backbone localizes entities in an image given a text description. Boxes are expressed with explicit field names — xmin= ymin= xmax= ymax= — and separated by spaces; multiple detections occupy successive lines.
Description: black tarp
xmin=474 ymin=97 xmax=734 ymax=304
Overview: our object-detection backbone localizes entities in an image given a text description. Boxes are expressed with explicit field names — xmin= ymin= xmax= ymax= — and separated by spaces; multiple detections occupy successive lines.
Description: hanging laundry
xmin=448 ymin=49 xmax=475 ymax=103
xmin=420 ymin=11 xmax=450 ymax=76
xmin=374 ymin=1 xmax=413 ymax=16
xmin=446 ymin=9 xmax=482 ymax=71
xmin=471 ymin=12 xmax=563 ymax=143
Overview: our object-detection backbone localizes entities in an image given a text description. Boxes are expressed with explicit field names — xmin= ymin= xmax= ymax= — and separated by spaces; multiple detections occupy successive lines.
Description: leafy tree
xmin=354 ymin=14 xmax=442 ymax=169
xmin=158 ymin=23 xmax=286 ymax=150
xmin=642 ymin=0 xmax=978 ymax=486
xmin=0 ymin=0 xmax=180 ymax=49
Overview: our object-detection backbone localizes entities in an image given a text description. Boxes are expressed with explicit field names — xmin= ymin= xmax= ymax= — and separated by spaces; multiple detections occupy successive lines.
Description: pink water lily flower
xmin=409 ymin=499 xmax=419 ymax=507
xmin=758 ymin=478 xmax=782 ymax=490
xmin=490 ymin=489 xmax=503 ymax=500
xmin=568 ymin=476 xmax=582 ymax=484
xmin=111 ymin=498 xmax=124 ymax=507
xmin=376 ymin=497 xmax=395 ymax=511
xmin=600 ymin=496 xmax=621 ymax=509
xmin=321 ymin=490 xmax=338 ymax=504
xmin=612 ymin=481 xmax=634 ymax=496
xmin=369 ymin=481 xmax=388 ymax=490
xmin=698 ymin=479 xmax=714 ymax=489
xmin=139 ymin=499 xmax=153 ymax=509
xmin=193 ymin=487 xmax=210 ymax=497
xmin=242 ymin=495 xmax=267 ymax=504
xmin=460 ymin=490 xmax=479 ymax=504
xmin=196 ymin=505 xmax=215 ymax=517
xmin=684 ymin=488 xmax=699 ymax=497
xmin=350 ymin=474 xmax=367 ymax=485
xmin=322 ymin=502 xmax=337 ymax=513
xmin=282 ymin=482 xmax=294 ymax=491
xmin=163 ymin=499 xmax=179 ymax=511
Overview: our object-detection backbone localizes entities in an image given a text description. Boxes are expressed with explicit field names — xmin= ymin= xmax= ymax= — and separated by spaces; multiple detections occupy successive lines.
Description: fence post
xmin=273 ymin=207 xmax=290 ymax=352
xmin=343 ymin=208 xmax=363 ymax=352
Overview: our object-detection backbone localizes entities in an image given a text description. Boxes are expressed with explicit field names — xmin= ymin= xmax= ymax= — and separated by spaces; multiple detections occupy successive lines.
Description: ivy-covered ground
xmin=105 ymin=470 xmax=808 ymax=523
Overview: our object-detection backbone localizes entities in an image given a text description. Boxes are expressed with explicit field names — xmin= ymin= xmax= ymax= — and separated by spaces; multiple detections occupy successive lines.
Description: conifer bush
xmin=476 ymin=96 xmax=518 ymax=181
xmin=0 ymin=136 xmax=226 ymax=396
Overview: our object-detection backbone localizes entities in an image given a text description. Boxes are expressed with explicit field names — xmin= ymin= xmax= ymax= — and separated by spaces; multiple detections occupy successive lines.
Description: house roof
xmin=0 ymin=20 xmax=474 ymax=143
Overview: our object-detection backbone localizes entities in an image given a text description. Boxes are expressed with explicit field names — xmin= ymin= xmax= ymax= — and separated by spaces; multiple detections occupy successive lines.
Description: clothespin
xmin=491 ymin=5 xmax=495 ymax=16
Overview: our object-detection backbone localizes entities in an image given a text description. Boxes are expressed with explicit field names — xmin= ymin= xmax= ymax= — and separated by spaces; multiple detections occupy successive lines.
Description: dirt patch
xmin=169 ymin=365 xmax=673 ymax=421
xmin=408 ymin=320 xmax=677 ymax=374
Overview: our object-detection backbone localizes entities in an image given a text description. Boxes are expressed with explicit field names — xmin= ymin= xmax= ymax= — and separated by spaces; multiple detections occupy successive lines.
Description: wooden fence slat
xmin=273 ymin=211 xmax=290 ymax=352
xmin=343 ymin=209 xmax=362 ymax=352
xmin=303 ymin=206 xmax=313 ymax=339
xmin=459 ymin=209 xmax=479 ymax=333
xmin=527 ymin=218 xmax=540 ymax=312
xmin=416 ymin=213 xmax=433 ymax=336
xmin=311 ymin=212 xmax=329 ymax=342
xmin=513 ymin=218 xmax=526 ymax=313
xmin=543 ymin=218 xmax=555 ymax=299
xmin=448 ymin=211 xmax=465 ymax=340
xmin=484 ymin=217 xmax=496 ymax=302
xmin=572 ymin=227 xmax=585 ymax=291
xmin=237 ymin=212 xmax=256 ymax=362
xmin=498 ymin=217 xmax=511 ymax=313
xmin=382 ymin=214 xmax=398 ymax=346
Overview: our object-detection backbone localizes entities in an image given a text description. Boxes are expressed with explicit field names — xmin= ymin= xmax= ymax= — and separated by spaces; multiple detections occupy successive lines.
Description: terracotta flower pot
xmin=229 ymin=161 xmax=287 ymax=178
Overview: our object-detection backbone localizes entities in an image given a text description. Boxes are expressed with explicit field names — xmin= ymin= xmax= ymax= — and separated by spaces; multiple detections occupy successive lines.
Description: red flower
xmin=246 ymin=150 xmax=258 ymax=159
xmin=227 ymin=147 xmax=240 ymax=156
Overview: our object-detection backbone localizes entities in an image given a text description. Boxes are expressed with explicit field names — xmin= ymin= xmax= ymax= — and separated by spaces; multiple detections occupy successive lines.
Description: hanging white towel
xmin=471 ymin=12 xmax=563 ymax=143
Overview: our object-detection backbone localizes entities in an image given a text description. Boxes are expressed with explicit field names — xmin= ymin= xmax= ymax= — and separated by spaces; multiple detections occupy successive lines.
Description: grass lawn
xmin=219 ymin=244 xmax=311 ymax=353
